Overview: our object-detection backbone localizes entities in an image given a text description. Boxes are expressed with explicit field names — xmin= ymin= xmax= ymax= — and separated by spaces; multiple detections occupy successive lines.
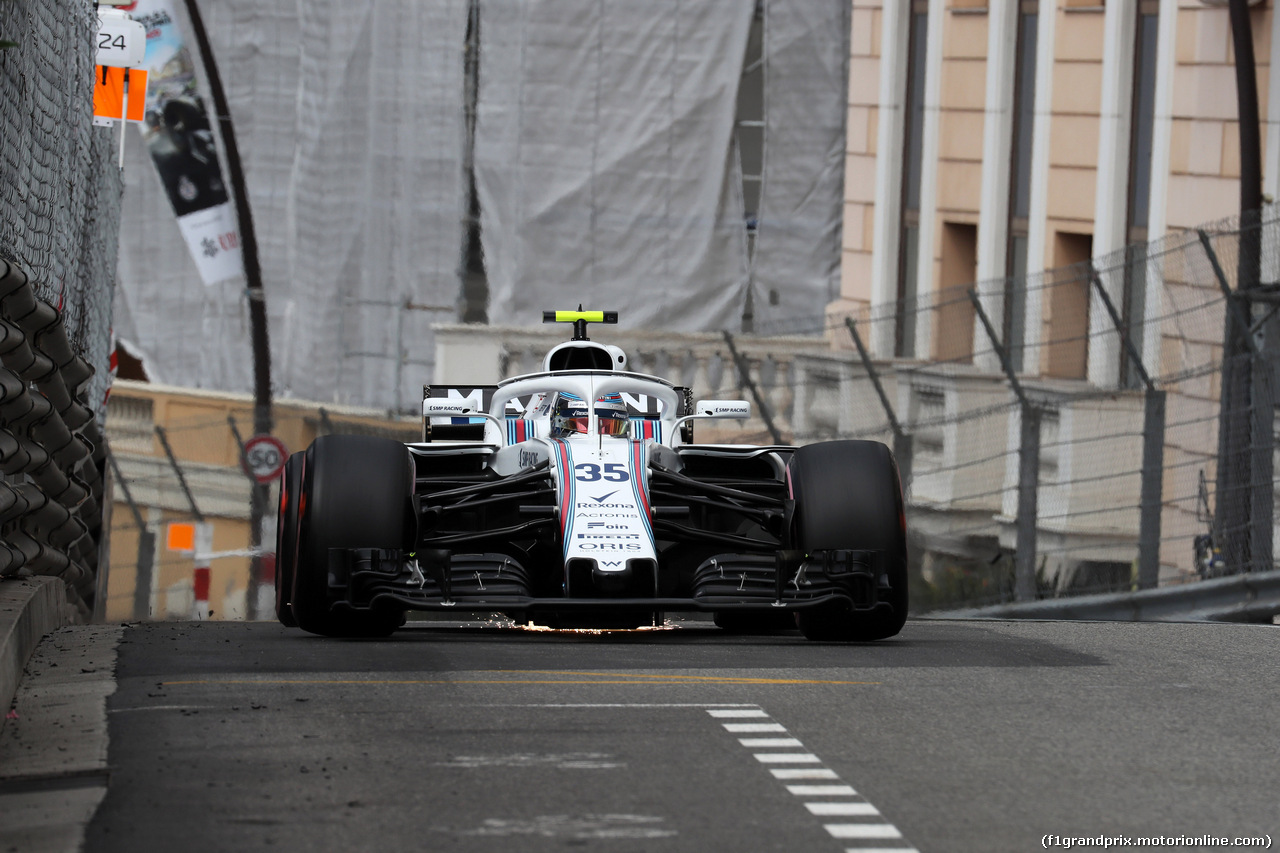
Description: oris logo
xmin=577 ymin=543 xmax=642 ymax=551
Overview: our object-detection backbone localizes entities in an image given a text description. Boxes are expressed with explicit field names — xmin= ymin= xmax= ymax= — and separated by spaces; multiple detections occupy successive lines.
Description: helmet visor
xmin=597 ymin=415 xmax=630 ymax=437
xmin=558 ymin=416 xmax=590 ymax=435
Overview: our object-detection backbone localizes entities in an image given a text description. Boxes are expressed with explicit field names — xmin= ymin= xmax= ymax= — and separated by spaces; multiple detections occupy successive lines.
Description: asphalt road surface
xmin=79 ymin=618 xmax=1278 ymax=853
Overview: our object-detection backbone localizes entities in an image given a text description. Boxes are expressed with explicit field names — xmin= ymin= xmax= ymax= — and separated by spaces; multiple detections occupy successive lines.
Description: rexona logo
xmin=575 ymin=502 xmax=633 ymax=510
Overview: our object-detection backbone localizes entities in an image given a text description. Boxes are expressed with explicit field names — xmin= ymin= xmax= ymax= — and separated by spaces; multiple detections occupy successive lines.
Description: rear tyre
xmin=789 ymin=440 xmax=907 ymax=641
xmin=291 ymin=435 xmax=412 ymax=637
xmin=273 ymin=451 xmax=304 ymax=627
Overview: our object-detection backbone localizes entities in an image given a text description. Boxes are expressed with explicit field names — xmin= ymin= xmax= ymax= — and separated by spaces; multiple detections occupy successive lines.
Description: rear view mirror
xmin=694 ymin=400 xmax=751 ymax=419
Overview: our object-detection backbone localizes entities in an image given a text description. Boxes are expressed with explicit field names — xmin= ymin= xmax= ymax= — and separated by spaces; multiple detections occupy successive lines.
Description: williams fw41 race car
xmin=274 ymin=310 xmax=908 ymax=640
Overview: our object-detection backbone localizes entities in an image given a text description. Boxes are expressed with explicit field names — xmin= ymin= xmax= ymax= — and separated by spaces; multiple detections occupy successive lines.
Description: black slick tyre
xmin=789 ymin=440 xmax=907 ymax=641
xmin=291 ymin=434 xmax=412 ymax=637
xmin=273 ymin=451 xmax=304 ymax=627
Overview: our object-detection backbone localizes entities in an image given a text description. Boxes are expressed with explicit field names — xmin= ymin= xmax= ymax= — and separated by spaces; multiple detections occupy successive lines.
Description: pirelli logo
xmin=577 ymin=533 xmax=640 ymax=540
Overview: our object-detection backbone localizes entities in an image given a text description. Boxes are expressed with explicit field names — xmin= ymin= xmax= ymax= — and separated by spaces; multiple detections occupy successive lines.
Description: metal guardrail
xmin=929 ymin=569 xmax=1280 ymax=623
xmin=0 ymin=257 xmax=106 ymax=616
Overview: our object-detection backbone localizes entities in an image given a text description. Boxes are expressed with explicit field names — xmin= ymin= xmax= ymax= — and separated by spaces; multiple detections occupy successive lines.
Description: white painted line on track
xmin=787 ymin=785 xmax=858 ymax=796
xmin=755 ymin=752 xmax=821 ymax=764
xmin=770 ymin=768 xmax=839 ymax=779
xmin=723 ymin=723 xmax=788 ymax=733
xmin=806 ymin=803 xmax=880 ymax=816
xmin=508 ymin=703 xmax=761 ymax=708
xmin=738 ymin=737 xmax=804 ymax=747
xmin=825 ymin=824 xmax=903 ymax=839
xmin=710 ymin=708 xmax=918 ymax=852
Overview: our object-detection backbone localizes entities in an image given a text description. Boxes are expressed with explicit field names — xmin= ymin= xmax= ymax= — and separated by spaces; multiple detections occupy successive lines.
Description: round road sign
xmin=242 ymin=434 xmax=289 ymax=484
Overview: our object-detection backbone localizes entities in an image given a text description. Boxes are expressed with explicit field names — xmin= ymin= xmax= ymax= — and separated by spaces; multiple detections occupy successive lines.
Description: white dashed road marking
xmin=710 ymin=707 xmax=919 ymax=853
xmin=739 ymin=737 xmax=804 ymax=747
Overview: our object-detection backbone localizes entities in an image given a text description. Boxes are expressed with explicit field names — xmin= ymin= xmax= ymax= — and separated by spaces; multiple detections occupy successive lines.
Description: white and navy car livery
xmin=275 ymin=310 xmax=909 ymax=640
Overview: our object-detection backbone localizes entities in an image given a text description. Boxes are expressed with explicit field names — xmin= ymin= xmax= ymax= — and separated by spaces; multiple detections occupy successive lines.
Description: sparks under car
xmin=274 ymin=311 xmax=908 ymax=640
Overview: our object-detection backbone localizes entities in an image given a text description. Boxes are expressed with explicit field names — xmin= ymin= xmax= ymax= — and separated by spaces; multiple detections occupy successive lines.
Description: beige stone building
xmin=833 ymin=0 xmax=1274 ymax=373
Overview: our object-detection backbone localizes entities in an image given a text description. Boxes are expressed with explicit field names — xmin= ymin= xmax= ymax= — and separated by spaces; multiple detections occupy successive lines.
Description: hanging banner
xmin=130 ymin=0 xmax=244 ymax=286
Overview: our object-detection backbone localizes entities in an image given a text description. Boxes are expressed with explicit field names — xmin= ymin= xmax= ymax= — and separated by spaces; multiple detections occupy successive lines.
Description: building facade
xmin=834 ymin=0 xmax=1274 ymax=374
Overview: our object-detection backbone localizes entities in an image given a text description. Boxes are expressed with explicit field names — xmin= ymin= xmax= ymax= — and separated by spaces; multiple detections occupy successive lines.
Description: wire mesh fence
xmin=101 ymin=205 xmax=1280 ymax=621
xmin=773 ymin=206 xmax=1280 ymax=613
xmin=0 ymin=0 xmax=122 ymax=412
xmin=1 ymin=1 xmax=124 ymax=616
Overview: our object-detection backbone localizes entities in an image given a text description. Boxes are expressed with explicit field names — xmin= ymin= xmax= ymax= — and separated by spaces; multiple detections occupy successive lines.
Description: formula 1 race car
xmin=274 ymin=311 xmax=907 ymax=640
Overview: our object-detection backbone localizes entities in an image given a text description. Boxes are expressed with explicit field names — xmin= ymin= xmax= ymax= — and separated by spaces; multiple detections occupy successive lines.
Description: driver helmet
xmin=551 ymin=393 xmax=631 ymax=438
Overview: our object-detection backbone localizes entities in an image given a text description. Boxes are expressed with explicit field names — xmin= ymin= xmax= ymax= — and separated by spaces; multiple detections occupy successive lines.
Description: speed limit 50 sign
xmin=242 ymin=435 xmax=289 ymax=484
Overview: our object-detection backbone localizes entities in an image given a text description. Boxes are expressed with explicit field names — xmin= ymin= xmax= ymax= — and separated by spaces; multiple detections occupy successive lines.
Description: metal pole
xmin=154 ymin=426 xmax=204 ymax=522
xmin=1137 ymin=390 xmax=1166 ymax=590
xmin=722 ymin=331 xmax=783 ymax=445
xmin=1015 ymin=407 xmax=1040 ymax=602
xmin=181 ymin=0 xmax=273 ymax=615
xmin=228 ymin=414 xmax=268 ymax=620
xmin=845 ymin=317 xmax=913 ymax=491
xmin=107 ymin=447 xmax=156 ymax=620
xmin=1089 ymin=266 xmax=1165 ymax=590
xmin=970 ymin=290 xmax=1039 ymax=601
xmin=1200 ymin=229 xmax=1255 ymax=574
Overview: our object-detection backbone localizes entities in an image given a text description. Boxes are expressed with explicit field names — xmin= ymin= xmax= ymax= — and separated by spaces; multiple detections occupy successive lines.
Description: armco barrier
xmin=0 ymin=257 xmax=106 ymax=615
xmin=931 ymin=568 xmax=1280 ymax=623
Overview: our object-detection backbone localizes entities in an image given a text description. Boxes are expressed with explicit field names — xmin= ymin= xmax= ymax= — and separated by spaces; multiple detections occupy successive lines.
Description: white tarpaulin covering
xmin=475 ymin=0 xmax=752 ymax=331
xmin=750 ymin=0 xmax=849 ymax=334
xmin=114 ymin=0 xmax=846 ymax=411
xmin=116 ymin=0 xmax=468 ymax=410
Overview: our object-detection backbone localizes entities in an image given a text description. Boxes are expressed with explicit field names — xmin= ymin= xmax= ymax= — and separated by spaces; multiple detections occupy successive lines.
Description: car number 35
xmin=575 ymin=463 xmax=630 ymax=482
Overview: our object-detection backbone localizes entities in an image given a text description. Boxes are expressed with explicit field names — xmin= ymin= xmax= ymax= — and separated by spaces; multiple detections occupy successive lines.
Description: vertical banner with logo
xmin=129 ymin=0 xmax=244 ymax=286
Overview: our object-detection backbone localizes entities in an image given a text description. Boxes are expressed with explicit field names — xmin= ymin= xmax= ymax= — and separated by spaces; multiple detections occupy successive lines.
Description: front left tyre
xmin=788 ymin=439 xmax=908 ymax=641
xmin=290 ymin=434 xmax=412 ymax=637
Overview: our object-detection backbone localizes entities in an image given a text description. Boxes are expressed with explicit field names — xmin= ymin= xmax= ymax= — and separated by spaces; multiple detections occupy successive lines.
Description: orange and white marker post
xmin=167 ymin=521 xmax=215 ymax=620
xmin=192 ymin=522 xmax=214 ymax=619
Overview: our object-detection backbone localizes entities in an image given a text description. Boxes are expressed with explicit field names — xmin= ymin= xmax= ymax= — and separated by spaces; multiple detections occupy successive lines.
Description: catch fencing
xmin=773 ymin=207 xmax=1280 ymax=614
xmin=1 ymin=1 xmax=125 ymax=614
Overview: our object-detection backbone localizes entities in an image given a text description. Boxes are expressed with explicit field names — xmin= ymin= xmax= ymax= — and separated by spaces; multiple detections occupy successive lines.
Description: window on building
xmin=936 ymin=222 xmax=977 ymax=362
xmin=1121 ymin=0 xmax=1159 ymax=388
xmin=896 ymin=0 xmax=929 ymax=358
xmin=1004 ymin=0 xmax=1038 ymax=373
xmin=1046 ymin=231 xmax=1093 ymax=380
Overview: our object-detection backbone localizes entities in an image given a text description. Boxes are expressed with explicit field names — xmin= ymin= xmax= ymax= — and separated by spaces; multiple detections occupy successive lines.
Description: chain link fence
xmin=771 ymin=207 xmax=1280 ymax=613
xmin=1 ymin=1 xmax=124 ymax=614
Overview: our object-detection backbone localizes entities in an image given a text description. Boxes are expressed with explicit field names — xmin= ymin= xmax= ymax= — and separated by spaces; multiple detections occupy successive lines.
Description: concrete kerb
xmin=0 ymin=576 xmax=82 ymax=716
